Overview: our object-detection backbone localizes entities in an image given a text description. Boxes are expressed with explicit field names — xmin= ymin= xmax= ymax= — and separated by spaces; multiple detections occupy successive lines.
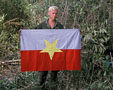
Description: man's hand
xmin=19 ymin=29 xmax=21 ymax=36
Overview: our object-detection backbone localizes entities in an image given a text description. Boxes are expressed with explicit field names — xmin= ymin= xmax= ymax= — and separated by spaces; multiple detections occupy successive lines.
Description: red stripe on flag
xmin=21 ymin=49 xmax=81 ymax=72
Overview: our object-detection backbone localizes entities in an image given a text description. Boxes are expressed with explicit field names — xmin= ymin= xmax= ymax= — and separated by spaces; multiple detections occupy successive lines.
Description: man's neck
xmin=49 ymin=18 xmax=56 ymax=23
xmin=48 ymin=18 xmax=56 ymax=29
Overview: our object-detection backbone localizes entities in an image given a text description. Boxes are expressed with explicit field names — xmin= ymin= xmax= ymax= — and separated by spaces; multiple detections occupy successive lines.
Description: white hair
xmin=48 ymin=6 xmax=58 ymax=12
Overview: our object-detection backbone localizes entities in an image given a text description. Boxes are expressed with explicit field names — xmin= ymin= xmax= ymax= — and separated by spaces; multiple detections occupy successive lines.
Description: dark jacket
xmin=36 ymin=20 xmax=64 ymax=29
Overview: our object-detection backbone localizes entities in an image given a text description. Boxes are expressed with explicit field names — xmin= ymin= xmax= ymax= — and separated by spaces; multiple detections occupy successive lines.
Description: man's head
xmin=48 ymin=6 xmax=58 ymax=21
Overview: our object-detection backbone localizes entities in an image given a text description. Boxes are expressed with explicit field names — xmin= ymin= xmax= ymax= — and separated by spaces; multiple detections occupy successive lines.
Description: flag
xmin=21 ymin=29 xmax=81 ymax=72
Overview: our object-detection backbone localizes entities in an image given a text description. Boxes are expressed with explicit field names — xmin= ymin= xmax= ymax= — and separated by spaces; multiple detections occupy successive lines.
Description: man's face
xmin=48 ymin=9 xmax=58 ymax=21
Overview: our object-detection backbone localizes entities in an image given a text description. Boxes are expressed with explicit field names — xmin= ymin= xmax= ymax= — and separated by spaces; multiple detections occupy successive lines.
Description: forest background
xmin=0 ymin=0 xmax=113 ymax=90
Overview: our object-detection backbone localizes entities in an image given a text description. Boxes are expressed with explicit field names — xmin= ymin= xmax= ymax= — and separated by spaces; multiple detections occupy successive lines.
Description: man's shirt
xmin=36 ymin=20 xmax=64 ymax=29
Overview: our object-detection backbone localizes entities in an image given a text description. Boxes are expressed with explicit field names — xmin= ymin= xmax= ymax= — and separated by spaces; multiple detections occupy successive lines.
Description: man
xmin=36 ymin=6 xmax=64 ymax=89
xmin=37 ymin=6 xmax=64 ymax=29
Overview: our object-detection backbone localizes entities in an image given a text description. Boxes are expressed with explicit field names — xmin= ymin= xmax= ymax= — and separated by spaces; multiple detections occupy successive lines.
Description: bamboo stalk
xmin=0 ymin=59 xmax=20 ymax=65
xmin=3 ymin=18 xmax=23 ymax=26
xmin=3 ymin=18 xmax=19 ymax=24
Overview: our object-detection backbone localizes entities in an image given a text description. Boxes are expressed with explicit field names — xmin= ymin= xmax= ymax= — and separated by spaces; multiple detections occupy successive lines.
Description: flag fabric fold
xmin=21 ymin=29 xmax=81 ymax=72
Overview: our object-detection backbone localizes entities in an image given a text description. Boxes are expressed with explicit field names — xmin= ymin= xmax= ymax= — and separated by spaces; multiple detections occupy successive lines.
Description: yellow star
xmin=40 ymin=39 xmax=62 ymax=60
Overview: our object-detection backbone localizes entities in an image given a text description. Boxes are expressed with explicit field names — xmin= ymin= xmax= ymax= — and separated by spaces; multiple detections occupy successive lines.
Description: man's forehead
xmin=49 ymin=9 xmax=58 ymax=12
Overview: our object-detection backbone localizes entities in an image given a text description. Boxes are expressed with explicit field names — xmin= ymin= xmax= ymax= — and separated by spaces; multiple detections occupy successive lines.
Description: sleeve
xmin=60 ymin=24 xmax=64 ymax=29
xmin=35 ymin=23 xmax=42 ymax=29
xmin=57 ymin=21 xmax=64 ymax=29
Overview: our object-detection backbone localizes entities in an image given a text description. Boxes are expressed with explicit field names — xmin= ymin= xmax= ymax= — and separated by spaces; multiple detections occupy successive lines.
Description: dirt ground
xmin=0 ymin=65 xmax=21 ymax=81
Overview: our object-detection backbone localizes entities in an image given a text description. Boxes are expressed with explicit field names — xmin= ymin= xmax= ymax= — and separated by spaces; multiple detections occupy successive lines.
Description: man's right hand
xmin=19 ymin=29 xmax=21 ymax=36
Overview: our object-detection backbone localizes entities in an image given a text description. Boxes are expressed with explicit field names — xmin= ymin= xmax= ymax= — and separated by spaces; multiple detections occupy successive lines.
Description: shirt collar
xmin=46 ymin=19 xmax=58 ymax=29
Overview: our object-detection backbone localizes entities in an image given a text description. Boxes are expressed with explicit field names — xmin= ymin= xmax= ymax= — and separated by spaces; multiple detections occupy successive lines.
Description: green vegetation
xmin=0 ymin=0 xmax=113 ymax=90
